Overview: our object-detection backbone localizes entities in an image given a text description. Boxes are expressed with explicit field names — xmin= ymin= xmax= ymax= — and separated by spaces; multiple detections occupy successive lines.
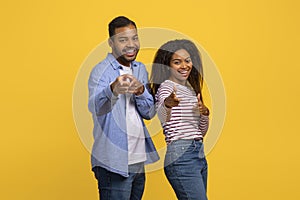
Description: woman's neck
xmin=168 ymin=77 xmax=187 ymax=86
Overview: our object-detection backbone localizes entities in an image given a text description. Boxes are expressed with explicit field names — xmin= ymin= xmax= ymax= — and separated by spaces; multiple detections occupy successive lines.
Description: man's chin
xmin=117 ymin=55 xmax=137 ymax=66
xmin=124 ymin=55 xmax=137 ymax=62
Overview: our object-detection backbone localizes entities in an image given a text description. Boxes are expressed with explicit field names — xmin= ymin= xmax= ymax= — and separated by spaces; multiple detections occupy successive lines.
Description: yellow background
xmin=1 ymin=0 xmax=299 ymax=199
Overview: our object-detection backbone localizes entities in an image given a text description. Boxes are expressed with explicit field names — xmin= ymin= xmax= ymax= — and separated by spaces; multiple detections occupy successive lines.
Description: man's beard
xmin=117 ymin=49 xmax=139 ymax=65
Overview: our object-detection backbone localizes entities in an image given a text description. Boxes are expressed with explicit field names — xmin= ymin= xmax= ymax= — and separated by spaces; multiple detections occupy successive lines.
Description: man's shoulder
xmin=90 ymin=58 xmax=113 ymax=76
xmin=132 ymin=60 xmax=146 ymax=67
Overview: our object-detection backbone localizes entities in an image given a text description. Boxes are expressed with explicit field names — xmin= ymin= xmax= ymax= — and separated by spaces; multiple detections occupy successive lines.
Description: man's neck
xmin=117 ymin=58 xmax=131 ymax=67
xmin=112 ymin=52 xmax=131 ymax=67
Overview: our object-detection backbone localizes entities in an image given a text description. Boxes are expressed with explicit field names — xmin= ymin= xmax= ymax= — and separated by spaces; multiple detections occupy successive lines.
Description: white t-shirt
xmin=119 ymin=65 xmax=146 ymax=165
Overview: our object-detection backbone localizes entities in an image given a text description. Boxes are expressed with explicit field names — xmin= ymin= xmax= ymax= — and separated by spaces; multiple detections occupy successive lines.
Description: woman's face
xmin=169 ymin=49 xmax=193 ymax=85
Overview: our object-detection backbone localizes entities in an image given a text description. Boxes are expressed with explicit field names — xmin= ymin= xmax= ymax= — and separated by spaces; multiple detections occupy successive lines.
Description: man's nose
xmin=126 ymin=39 xmax=135 ymax=47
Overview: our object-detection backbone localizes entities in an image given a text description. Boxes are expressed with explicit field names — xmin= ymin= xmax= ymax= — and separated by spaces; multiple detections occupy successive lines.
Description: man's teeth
xmin=126 ymin=49 xmax=135 ymax=53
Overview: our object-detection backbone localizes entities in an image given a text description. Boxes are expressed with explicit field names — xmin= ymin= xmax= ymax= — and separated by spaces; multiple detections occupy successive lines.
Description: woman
xmin=149 ymin=39 xmax=210 ymax=200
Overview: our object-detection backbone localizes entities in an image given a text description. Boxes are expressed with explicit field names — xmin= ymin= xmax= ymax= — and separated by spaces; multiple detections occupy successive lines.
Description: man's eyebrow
xmin=115 ymin=35 xmax=138 ymax=41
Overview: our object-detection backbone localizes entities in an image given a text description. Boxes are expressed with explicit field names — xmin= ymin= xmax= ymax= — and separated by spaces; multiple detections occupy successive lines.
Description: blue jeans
xmin=92 ymin=162 xmax=145 ymax=200
xmin=164 ymin=139 xmax=208 ymax=200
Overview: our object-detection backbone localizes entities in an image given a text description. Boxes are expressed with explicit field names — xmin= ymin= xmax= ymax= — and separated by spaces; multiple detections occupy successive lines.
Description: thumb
xmin=173 ymin=85 xmax=177 ymax=94
xmin=170 ymin=85 xmax=177 ymax=97
xmin=123 ymin=74 xmax=133 ymax=82
xmin=197 ymin=93 xmax=203 ymax=105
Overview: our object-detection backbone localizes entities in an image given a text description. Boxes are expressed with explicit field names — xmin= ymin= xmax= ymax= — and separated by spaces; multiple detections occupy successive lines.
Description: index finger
xmin=122 ymin=74 xmax=133 ymax=82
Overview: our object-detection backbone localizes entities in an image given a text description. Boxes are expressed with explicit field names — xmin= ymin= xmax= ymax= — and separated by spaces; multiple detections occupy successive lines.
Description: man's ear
xmin=108 ymin=38 xmax=113 ymax=48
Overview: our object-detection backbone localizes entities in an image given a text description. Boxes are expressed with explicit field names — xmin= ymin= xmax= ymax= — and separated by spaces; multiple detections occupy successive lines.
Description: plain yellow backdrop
xmin=1 ymin=0 xmax=300 ymax=199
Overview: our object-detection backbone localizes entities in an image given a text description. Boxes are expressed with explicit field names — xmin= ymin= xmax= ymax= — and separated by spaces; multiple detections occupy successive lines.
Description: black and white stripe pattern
xmin=156 ymin=80 xmax=209 ymax=144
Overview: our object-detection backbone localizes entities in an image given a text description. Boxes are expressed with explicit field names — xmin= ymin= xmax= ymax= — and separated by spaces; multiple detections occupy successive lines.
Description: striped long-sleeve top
xmin=156 ymin=80 xmax=209 ymax=144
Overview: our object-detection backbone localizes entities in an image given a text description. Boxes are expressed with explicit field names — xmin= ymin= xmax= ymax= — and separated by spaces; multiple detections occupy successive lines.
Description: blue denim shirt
xmin=88 ymin=53 xmax=159 ymax=177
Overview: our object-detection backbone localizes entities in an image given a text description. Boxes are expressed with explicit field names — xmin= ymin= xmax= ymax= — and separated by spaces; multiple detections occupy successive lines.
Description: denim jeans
xmin=164 ymin=139 xmax=208 ymax=200
xmin=92 ymin=162 xmax=145 ymax=200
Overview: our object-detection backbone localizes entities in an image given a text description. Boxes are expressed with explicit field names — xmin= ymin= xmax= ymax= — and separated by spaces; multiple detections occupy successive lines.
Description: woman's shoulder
xmin=159 ymin=80 xmax=174 ymax=89
xmin=160 ymin=80 xmax=173 ymax=86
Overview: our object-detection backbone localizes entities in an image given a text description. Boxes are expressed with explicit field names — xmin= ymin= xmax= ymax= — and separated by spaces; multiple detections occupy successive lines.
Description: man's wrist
xmin=110 ymin=82 xmax=118 ymax=96
xmin=135 ymin=85 xmax=145 ymax=96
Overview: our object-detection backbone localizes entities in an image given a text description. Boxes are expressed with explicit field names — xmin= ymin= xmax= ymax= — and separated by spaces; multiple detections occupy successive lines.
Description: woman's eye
xmin=185 ymin=58 xmax=192 ymax=63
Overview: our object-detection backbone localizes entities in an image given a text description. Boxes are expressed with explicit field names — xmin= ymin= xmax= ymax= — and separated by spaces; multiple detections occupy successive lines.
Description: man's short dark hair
xmin=108 ymin=16 xmax=137 ymax=38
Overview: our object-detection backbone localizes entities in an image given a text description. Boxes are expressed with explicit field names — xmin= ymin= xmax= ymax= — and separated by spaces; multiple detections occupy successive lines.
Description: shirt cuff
xmin=105 ymin=83 xmax=119 ymax=100
xmin=135 ymin=85 xmax=150 ymax=100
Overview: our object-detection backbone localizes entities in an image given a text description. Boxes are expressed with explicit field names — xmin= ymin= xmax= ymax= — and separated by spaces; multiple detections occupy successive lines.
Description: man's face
xmin=109 ymin=24 xmax=140 ymax=66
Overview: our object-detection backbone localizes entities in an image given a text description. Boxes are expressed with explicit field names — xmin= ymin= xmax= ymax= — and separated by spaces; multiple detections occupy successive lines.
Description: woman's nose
xmin=181 ymin=62 xmax=191 ymax=69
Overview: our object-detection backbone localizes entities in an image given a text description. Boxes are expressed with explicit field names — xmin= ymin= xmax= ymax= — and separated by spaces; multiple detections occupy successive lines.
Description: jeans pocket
xmin=198 ymin=142 xmax=205 ymax=159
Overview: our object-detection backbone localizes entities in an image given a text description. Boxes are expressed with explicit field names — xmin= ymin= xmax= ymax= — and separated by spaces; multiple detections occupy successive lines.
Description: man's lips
xmin=123 ymin=49 xmax=137 ymax=57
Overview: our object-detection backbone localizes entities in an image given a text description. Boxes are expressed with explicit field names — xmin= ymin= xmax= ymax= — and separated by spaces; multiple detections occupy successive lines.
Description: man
xmin=88 ymin=16 xmax=159 ymax=200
